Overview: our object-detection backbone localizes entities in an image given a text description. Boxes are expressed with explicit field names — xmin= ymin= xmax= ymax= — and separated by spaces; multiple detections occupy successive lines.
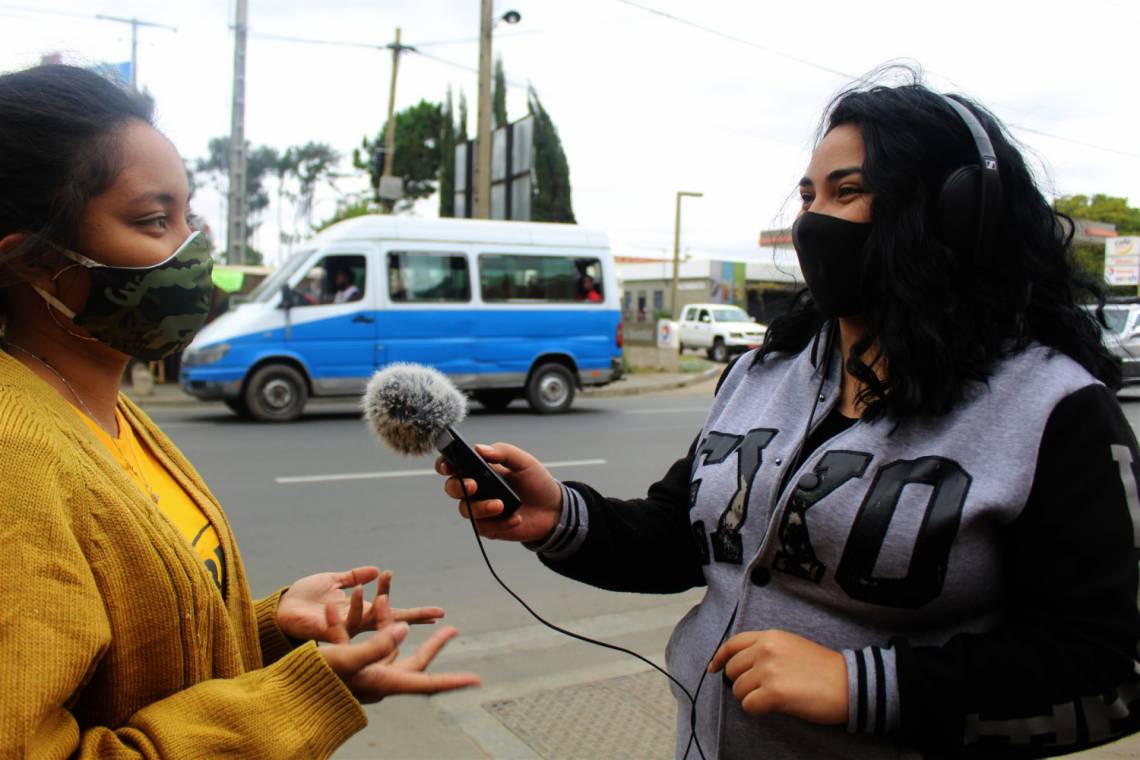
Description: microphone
xmin=363 ymin=363 xmax=523 ymax=516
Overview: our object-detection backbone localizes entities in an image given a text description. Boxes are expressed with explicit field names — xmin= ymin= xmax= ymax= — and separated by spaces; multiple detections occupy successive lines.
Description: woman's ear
xmin=0 ymin=232 xmax=55 ymax=290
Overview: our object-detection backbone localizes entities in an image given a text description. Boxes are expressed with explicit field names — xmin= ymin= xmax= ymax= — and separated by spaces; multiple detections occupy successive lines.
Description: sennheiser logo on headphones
xmin=985 ymin=159 xmax=997 ymax=170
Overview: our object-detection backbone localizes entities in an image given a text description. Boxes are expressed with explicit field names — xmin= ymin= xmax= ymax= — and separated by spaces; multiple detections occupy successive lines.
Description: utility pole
xmin=671 ymin=191 xmax=703 ymax=318
xmin=95 ymin=15 xmax=177 ymax=90
xmin=474 ymin=0 xmax=494 ymax=219
xmin=378 ymin=28 xmax=413 ymax=212
xmin=227 ymin=0 xmax=249 ymax=265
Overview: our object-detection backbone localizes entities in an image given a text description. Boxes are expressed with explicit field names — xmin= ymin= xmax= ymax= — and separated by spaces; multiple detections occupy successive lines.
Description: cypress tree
xmin=439 ymin=87 xmax=456 ymax=217
xmin=492 ymin=57 xmax=508 ymax=128
xmin=528 ymin=87 xmax=576 ymax=223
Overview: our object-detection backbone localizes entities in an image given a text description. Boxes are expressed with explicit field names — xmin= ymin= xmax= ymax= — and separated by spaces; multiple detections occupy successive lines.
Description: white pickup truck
xmin=677 ymin=303 xmax=766 ymax=362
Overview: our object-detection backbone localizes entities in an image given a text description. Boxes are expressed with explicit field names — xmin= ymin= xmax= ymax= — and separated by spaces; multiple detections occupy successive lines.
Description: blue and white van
xmin=180 ymin=216 xmax=624 ymax=421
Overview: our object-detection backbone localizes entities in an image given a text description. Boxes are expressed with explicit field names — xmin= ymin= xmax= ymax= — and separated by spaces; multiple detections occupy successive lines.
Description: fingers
xmin=335 ymin=622 xmax=410 ymax=672
xmin=435 ymin=456 xmax=454 ymax=476
xmin=708 ymin=632 xmax=761 ymax=673
xmin=345 ymin=585 xmax=364 ymax=635
xmin=444 ymin=476 xmax=479 ymax=500
xmin=455 ymin=493 xmax=506 ymax=520
xmin=325 ymin=601 xmax=351 ymax=645
xmin=373 ymin=669 xmax=482 ymax=695
xmin=392 ymin=606 xmax=445 ymax=625
xmin=335 ymin=566 xmax=382 ymax=589
xmin=396 ymin=625 xmax=460 ymax=672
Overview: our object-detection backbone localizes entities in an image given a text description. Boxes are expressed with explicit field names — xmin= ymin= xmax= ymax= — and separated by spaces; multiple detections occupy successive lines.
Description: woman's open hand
xmin=277 ymin=566 xmax=443 ymax=644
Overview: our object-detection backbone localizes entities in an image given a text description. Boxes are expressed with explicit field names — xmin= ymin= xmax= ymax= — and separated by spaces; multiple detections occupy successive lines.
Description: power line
xmin=615 ymin=0 xmax=1140 ymax=162
xmin=614 ymin=0 xmax=853 ymax=79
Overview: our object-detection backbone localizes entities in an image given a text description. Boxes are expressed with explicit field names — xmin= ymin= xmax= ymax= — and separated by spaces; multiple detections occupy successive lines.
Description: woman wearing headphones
xmin=0 ymin=65 xmax=479 ymax=757
xmin=440 ymin=73 xmax=1140 ymax=757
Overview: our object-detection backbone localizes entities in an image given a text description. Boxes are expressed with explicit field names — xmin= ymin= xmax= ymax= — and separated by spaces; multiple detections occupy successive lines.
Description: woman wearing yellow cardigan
xmin=0 ymin=65 xmax=479 ymax=757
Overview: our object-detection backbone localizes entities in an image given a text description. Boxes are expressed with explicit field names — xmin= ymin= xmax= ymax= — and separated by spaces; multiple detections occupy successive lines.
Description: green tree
xmin=1055 ymin=194 xmax=1140 ymax=290
xmin=439 ymin=88 xmax=457 ymax=218
xmin=195 ymin=137 xmax=279 ymax=262
xmin=279 ymin=142 xmax=341 ymax=227
xmin=1055 ymin=194 xmax=1140 ymax=234
xmin=528 ymin=87 xmax=576 ymax=223
xmin=493 ymin=57 xmax=508 ymax=128
xmin=457 ymin=91 xmax=469 ymax=142
xmin=315 ymin=196 xmax=382 ymax=232
xmin=353 ymin=100 xmax=445 ymax=208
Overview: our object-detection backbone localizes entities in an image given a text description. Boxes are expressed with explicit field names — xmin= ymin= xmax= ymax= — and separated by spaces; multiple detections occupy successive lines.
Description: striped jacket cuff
xmin=843 ymin=645 xmax=900 ymax=736
xmin=523 ymin=482 xmax=588 ymax=560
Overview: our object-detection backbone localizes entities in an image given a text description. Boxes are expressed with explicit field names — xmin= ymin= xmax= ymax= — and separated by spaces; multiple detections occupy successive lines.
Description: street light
xmin=671 ymin=191 xmax=703 ymax=319
xmin=474 ymin=5 xmax=522 ymax=219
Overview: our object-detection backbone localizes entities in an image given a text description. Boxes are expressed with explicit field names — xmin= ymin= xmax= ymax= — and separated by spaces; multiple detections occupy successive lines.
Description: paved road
xmin=150 ymin=381 xmax=1140 ymax=759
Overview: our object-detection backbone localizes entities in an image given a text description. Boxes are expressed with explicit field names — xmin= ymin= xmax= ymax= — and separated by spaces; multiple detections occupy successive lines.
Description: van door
xmin=285 ymin=251 xmax=377 ymax=395
xmin=378 ymin=248 xmax=476 ymax=378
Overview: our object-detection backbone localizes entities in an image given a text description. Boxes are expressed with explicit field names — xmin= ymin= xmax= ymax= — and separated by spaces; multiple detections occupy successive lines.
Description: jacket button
xmin=750 ymin=566 xmax=771 ymax=586
xmin=797 ymin=472 xmax=821 ymax=491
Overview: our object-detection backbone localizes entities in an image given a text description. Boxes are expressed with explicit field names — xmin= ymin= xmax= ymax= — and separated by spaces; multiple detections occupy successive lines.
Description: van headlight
xmin=184 ymin=343 xmax=230 ymax=366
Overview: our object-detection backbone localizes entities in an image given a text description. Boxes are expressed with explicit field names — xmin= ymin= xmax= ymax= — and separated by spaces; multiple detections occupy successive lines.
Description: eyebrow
xmin=128 ymin=191 xmax=180 ymax=206
xmin=799 ymin=166 xmax=865 ymax=187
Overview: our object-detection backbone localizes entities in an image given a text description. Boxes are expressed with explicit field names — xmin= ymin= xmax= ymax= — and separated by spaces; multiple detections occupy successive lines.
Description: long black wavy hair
xmin=758 ymin=72 xmax=1119 ymax=421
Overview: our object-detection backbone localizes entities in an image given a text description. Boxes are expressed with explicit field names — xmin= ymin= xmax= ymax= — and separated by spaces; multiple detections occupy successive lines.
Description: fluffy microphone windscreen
xmin=362 ymin=363 xmax=468 ymax=455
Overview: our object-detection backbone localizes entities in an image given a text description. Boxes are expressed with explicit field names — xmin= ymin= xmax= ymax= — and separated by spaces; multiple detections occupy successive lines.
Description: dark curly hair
xmin=0 ymin=64 xmax=154 ymax=319
xmin=758 ymin=72 xmax=1119 ymax=421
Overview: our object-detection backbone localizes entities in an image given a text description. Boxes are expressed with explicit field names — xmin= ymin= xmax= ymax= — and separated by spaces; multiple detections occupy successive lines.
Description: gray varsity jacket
xmin=530 ymin=337 xmax=1140 ymax=758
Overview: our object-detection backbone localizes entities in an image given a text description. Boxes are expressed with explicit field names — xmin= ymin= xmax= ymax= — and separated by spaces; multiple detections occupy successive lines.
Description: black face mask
xmin=791 ymin=211 xmax=872 ymax=318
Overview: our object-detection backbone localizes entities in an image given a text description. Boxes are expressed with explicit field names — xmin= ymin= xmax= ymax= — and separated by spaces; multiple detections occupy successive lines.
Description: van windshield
xmin=247 ymin=250 xmax=314 ymax=304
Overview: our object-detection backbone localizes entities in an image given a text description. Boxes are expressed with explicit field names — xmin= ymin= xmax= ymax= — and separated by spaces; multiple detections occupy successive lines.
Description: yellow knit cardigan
xmin=0 ymin=351 xmax=366 ymax=758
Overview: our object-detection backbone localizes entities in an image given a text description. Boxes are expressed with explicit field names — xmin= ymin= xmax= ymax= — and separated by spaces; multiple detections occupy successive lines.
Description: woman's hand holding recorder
xmin=436 ymin=442 xmax=562 ymax=543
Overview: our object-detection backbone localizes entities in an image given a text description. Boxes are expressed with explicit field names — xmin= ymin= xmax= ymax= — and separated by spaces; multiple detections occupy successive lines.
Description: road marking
xmin=275 ymin=458 xmax=608 ymax=484
xmin=623 ymin=407 xmax=709 ymax=415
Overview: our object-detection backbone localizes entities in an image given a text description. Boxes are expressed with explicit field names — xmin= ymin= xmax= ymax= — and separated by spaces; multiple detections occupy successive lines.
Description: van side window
xmin=683 ymin=306 xmax=696 ymax=321
xmin=387 ymin=252 xmax=471 ymax=302
xmin=293 ymin=255 xmax=366 ymax=307
xmin=479 ymin=254 xmax=604 ymax=303
xmin=698 ymin=309 xmax=711 ymax=323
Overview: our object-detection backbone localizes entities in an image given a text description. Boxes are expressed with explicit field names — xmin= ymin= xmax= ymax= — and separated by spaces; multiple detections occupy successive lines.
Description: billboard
xmin=454 ymin=115 xmax=534 ymax=220
xmin=1105 ymin=237 xmax=1140 ymax=286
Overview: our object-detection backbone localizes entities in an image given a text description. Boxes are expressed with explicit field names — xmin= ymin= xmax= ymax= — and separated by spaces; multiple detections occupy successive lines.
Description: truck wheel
xmin=473 ymin=389 xmax=517 ymax=412
xmin=709 ymin=338 xmax=728 ymax=363
xmin=526 ymin=363 xmax=575 ymax=414
xmin=224 ymin=397 xmax=251 ymax=418
xmin=245 ymin=363 xmax=309 ymax=422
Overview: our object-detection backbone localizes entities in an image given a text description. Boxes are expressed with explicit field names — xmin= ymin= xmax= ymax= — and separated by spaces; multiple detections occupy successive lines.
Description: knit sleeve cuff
xmin=842 ymin=645 xmax=900 ymax=736
xmin=267 ymin=641 xmax=367 ymax=755
xmin=522 ymin=482 xmax=588 ymax=561
xmin=255 ymin=587 xmax=300 ymax=666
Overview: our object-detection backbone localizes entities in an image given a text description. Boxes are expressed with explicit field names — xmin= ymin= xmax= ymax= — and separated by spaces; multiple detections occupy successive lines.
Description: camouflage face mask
xmin=34 ymin=231 xmax=215 ymax=361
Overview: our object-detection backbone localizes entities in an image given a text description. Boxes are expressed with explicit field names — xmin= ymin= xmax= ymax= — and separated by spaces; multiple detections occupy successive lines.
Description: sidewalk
xmin=122 ymin=367 xmax=722 ymax=408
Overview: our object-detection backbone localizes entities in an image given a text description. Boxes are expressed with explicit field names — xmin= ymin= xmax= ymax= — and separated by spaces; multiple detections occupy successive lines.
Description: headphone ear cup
xmin=938 ymin=165 xmax=980 ymax=256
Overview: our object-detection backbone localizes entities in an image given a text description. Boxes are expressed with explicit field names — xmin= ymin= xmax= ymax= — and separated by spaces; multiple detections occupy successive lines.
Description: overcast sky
xmin=1 ymin=0 xmax=1136 ymax=266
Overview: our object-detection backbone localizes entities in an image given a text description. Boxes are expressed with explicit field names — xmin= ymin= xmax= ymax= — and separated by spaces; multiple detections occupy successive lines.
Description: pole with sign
xmin=1104 ymin=237 xmax=1140 ymax=290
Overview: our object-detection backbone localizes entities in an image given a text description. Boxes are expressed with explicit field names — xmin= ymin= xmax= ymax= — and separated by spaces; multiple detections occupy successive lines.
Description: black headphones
xmin=936 ymin=95 xmax=1002 ymax=262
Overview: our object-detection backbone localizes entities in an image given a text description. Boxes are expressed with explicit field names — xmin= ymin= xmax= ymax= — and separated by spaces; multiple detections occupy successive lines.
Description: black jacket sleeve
xmin=536 ymin=360 xmax=744 ymax=594
xmin=539 ymin=436 xmax=707 ymax=593
xmin=894 ymin=384 xmax=1140 ymax=757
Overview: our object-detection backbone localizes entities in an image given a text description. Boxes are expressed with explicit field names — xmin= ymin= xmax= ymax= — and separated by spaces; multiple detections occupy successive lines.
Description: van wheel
xmin=473 ymin=389 xmax=516 ymax=411
xmin=224 ymin=397 xmax=251 ymax=418
xmin=709 ymin=338 xmax=728 ymax=363
xmin=245 ymin=363 xmax=308 ymax=422
xmin=527 ymin=363 xmax=575 ymax=414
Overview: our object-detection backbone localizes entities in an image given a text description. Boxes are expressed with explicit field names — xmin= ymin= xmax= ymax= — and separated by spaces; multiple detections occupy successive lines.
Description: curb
xmin=125 ymin=367 xmax=723 ymax=408
xmin=580 ymin=365 xmax=720 ymax=398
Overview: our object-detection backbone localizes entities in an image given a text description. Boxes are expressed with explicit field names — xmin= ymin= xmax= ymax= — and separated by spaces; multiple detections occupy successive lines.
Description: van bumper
xmin=180 ymin=371 xmax=243 ymax=400
xmin=580 ymin=358 xmax=623 ymax=387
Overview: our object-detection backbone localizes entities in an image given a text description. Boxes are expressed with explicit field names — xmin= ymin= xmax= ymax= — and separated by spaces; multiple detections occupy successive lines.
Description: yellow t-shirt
xmin=78 ymin=408 xmax=226 ymax=593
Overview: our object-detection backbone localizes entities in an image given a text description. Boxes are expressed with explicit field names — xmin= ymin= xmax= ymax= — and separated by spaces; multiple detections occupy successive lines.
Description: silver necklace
xmin=2 ymin=340 xmax=161 ymax=504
